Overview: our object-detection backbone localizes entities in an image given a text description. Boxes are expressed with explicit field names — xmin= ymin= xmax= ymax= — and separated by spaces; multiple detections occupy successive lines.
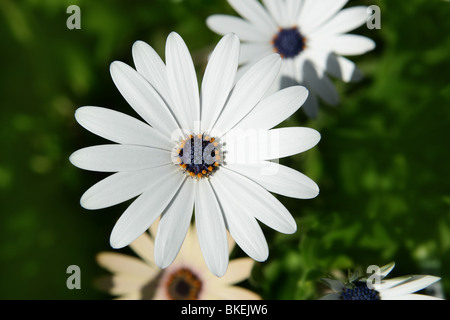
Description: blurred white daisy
xmin=96 ymin=222 xmax=261 ymax=300
xmin=207 ymin=0 xmax=376 ymax=117
xmin=320 ymin=262 xmax=443 ymax=300
xmin=70 ymin=32 xmax=320 ymax=277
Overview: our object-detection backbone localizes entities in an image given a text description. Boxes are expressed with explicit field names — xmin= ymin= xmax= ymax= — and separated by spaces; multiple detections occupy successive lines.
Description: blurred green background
xmin=0 ymin=0 xmax=449 ymax=299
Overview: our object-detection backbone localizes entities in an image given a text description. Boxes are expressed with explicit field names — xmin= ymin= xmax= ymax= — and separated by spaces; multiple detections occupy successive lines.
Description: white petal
xmin=383 ymin=293 xmax=443 ymax=300
xmin=309 ymin=6 xmax=369 ymax=38
xmin=211 ymin=176 xmax=269 ymax=261
xmin=165 ymin=32 xmax=200 ymax=133
xmin=258 ymin=127 xmax=321 ymax=160
xmin=225 ymin=161 xmax=319 ymax=199
xmin=227 ymin=0 xmax=278 ymax=36
xmin=232 ymin=86 xmax=308 ymax=131
xmin=381 ymin=275 xmax=441 ymax=298
xmin=210 ymin=54 xmax=281 ymax=137
xmin=109 ymin=168 xmax=184 ymax=249
xmin=379 ymin=261 xmax=396 ymax=278
xmin=75 ymin=107 xmax=173 ymax=149
xmin=154 ymin=179 xmax=195 ymax=269
xmin=206 ymin=15 xmax=270 ymax=42
xmin=69 ymin=145 xmax=171 ymax=172
xmin=302 ymin=60 xmax=340 ymax=106
xmin=327 ymin=34 xmax=376 ymax=56
xmin=132 ymin=41 xmax=173 ymax=107
xmin=195 ymin=180 xmax=229 ymax=277
xmin=110 ymin=61 xmax=181 ymax=137
xmin=80 ymin=166 xmax=171 ymax=210
xmin=375 ymin=276 xmax=411 ymax=291
xmin=201 ymin=34 xmax=240 ymax=133
xmin=299 ymin=0 xmax=348 ymax=35
xmin=262 ymin=0 xmax=289 ymax=28
xmin=239 ymin=42 xmax=274 ymax=65
xmin=216 ymin=168 xmax=297 ymax=234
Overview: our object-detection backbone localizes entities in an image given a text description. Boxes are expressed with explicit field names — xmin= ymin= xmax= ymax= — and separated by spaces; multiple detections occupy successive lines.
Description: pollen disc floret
xmin=340 ymin=281 xmax=380 ymax=300
xmin=272 ymin=27 xmax=305 ymax=59
xmin=166 ymin=267 xmax=203 ymax=300
xmin=175 ymin=134 xmax=221 ymax=179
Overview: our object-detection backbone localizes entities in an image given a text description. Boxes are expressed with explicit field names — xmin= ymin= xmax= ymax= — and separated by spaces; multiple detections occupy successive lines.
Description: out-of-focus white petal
xmin=129 ymin=232 xmax=155 ymax=266
xmin=206 ymin=15 xmax=270 ymax=42
xmin=227 ymin=0 xmax=278 ymax=36
xmin=327 ymin=34 xmax=376 ymax=56
xmin=285 ymin=0 xmax=305 ymax=27
xmin=309 ymin=6 xmax=369 ymax=38
xmin=219 ymin=258 xmax=256 ymax=285
xmin=239 ymin=42 xmax=274 ymax=65
xmin=96 ymin=252 xmax=156 ymax=278
xmin=302 ymin=90 xmax=320 ymax=118
xmin=302 ymin=60 xmax=340 ymax=106
xmin=262 ymin=0 xmax=289 ymax=28
xmin=299 ymin=0 xmax=348 ymax=35
xmin=303 ymin=49 xmax=363 ymax=83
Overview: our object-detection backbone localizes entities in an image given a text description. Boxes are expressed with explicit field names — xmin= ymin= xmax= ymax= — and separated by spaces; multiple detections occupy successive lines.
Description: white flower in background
xmin=207 ymin=0 xmax=376 ymax=118
xmin=320 ymin=262 xmax=443 ymax=300
xmin=96 ymin=222 xmax=261 ymax=300
xmin=70 ymin=32 xmax=320 ymax=277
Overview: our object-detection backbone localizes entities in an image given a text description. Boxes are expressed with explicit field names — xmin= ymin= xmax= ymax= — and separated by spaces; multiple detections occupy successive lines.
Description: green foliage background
xmin=0 ymin=0 xmax=449 ymax=299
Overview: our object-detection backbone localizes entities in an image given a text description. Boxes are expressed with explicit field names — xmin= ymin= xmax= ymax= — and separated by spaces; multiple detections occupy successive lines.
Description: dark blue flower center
xmin=176 ymin=134 xmax=220 ymax=179
xmin=340 ymin=281 xmax=380 ymax=300
xmin=272 ymin=27 xmax=305 ymax=58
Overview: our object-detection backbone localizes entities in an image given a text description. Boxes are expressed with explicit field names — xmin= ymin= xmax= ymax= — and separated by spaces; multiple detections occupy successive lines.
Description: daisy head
xmin=207 ymin=0 xmax=376 ymax=117
xmin=96 ymin=222 xmax=261 ymax=300
xmin=70 ymin=32 xmax=320 ymax=277
xmin=320 ymin=262 xmax=443 ymax=300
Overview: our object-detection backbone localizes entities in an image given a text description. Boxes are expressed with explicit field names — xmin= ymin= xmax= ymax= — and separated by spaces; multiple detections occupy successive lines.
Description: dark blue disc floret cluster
xmin=177 ymin=134 xmax=220 ymax=179
xmin=340 ymin=281 xmax=381 ymax=300
xmin=272 ymin=27 xmax=305 ymax=58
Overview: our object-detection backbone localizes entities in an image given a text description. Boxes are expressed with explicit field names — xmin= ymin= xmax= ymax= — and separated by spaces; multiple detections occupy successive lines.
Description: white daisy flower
xmin=207 ymin=0 xmax=376 ymax=117
xmin=96 ymin=222 xmax=261 ymax=300
xmin=70 ymin=32 xmax=320 ymax=277
xmin=320 ymin=262 xmax=443 ymax=300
